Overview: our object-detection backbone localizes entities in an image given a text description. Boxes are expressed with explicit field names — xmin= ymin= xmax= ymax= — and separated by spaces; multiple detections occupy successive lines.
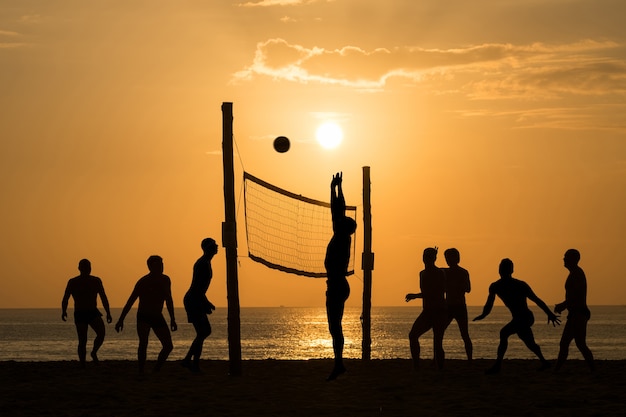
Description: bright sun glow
xmin=316 ymin=122 xmax=343 ymax=149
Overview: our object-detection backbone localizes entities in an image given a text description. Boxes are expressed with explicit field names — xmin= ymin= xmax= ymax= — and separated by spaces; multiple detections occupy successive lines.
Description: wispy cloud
xmin=453 ymin=104 xmax=626 ymax=132
xmin=238 ymin=0 xmax=323 ymax=7
xmin=18 ymin=15 xmax=43 ymax=24
xmin=0 ymin=29 xmax=27 ymax=49
xmin=232 ymin=39 xmax=396 ymax=91
xmin=233 ymin=38 xmax=626 ymax=98
xmin=279 ymin=16 xmax=298 ymax=23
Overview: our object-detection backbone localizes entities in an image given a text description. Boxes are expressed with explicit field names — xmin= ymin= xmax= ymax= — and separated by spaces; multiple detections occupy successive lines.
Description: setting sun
xmin=315 ymin=122 xmax=343 ymax=149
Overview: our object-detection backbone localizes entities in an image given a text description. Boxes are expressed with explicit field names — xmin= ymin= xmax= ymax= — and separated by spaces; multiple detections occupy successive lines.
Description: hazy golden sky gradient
xmin=1 ymin=0 xmax=625 ymax=308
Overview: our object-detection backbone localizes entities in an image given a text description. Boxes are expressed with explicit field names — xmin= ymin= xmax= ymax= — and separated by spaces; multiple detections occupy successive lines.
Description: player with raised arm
xmin=325 ymin=172 xmax=357 ymax=381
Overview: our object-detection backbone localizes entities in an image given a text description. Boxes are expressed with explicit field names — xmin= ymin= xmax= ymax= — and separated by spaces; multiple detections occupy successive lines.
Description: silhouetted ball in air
xmin=273 ymin=136 xmax=290 ymax=153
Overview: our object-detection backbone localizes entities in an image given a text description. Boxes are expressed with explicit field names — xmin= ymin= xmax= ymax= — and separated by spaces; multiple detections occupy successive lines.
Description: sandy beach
xmin=1 ymin=358 xmax=623 ymax=417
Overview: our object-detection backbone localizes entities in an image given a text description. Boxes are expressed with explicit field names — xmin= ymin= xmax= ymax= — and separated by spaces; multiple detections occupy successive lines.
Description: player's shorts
xmin=136 ymin=311 xmax=168 ymax=329
xmin=447 ymin=304 xmax=468 ymax=321
xmin=74 ymin=309 xmax=102 ymax=325
xmin=326 ymin=277 xmax=350 ymax=304
xmin=511 ymin=311 xmax=535 ymax=328
xmin=184 ymin=292 xmax=213 ymax=323
xmin=567 ymin=307 xmax=591 ymax=321
xmin=410 ymin=308 xmax=448 ymax=338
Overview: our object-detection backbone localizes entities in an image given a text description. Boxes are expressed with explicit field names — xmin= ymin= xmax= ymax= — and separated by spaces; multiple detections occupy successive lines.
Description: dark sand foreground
xmin=1 ymin=359 xmax=623 ymax=417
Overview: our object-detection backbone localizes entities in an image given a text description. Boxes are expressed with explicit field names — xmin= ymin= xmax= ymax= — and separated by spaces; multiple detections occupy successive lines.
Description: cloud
xmin=0 ymin=43 xmax=25 ymax=49
xmin=232 ymin=39 xmax=396 ymax=91
xmin=0 ymin=29 xmax=27 ymax=49
xmin=464 ymin=41 xmax=626 ymax=100
xmin=280 ymin=16 xmax=298 ymax=23
xmin=232 ymin=38 xmax=626 ymax=98
xmin=18 ymin=15 xmax=43 ymax=24
xmin=238 ymin=0 xmax=323 ymax=7
xmin=453 ymin=104 xmax=626 ymax=132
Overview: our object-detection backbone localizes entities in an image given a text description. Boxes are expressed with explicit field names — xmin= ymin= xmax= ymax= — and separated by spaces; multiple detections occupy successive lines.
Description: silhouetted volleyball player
xmin=406 ymin=247 xmax=447 ymax=370
xmin=443 ymin=248 xmax=473 ymax=361
xmin=181 ymin=238 xmax=218 ymax=373
xmin=325 ymin=172 xmax=357 ymax=381
xmin=474 ymin=258 xmax=560 ymax=374
xmin=116 ymin=255 xmax=177 ymax=373
xmin=61 ymin=259 xmax=113 ymax=366
xmin=554 ymin=249 xmax=594 ymax=372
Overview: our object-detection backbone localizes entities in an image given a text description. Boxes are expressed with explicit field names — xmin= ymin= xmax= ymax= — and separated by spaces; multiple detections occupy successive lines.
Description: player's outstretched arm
xmin=474 ymin=292 xmax=495 ymax=321
xmin=405 ymin=293 xmax=422 ymax=302
xmin=529 ymin=290 xmax=561 ymax=326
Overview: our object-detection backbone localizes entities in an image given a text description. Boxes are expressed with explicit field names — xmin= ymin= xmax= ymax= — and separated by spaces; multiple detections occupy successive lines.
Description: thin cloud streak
xmin=238 ymin=0 xmax=323 ymax=7
xmin=0 ymin=42 xmax=27 ymax=49
xmin=18 ymin=15 xmax=43 ymax=24
xmin=0 ymin=30 xmax=20 ymax=37
xmin=0 ymin=29 xmax=26 ymax=48
xmin=453 ymin=104 xmax=626 ymax=132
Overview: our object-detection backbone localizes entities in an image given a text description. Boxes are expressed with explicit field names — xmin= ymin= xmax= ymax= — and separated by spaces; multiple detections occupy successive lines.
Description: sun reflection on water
xmin=1 ymin=306 xmax=625 ymax=361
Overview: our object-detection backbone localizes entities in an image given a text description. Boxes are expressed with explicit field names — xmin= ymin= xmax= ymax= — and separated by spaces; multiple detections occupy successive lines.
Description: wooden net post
xmin=361 ymin=166 xmax=374 ymax=360
xmin=222 ymin=102 xmax=242 ymax=376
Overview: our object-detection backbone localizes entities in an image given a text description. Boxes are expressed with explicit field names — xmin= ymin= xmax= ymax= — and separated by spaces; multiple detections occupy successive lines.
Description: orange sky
xmin=1 ymin=0 xmax=625 ymax=309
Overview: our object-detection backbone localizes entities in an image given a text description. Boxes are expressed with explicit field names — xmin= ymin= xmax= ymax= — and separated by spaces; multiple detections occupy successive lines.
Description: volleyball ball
xmin=273 ymin=136 xmax=290 ymax=153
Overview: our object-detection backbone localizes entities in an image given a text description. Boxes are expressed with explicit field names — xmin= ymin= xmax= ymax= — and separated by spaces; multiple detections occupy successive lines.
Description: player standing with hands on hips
xmin=325 ymin=172 xmax=357 ymax=381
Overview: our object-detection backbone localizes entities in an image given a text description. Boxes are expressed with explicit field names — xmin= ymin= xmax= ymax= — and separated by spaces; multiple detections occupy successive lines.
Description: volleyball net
xmin=243 ymin=172 xmax=357 ymax=278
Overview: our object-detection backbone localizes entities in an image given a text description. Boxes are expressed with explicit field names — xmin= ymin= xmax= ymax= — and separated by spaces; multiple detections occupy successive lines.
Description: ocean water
xmin=0 ymin=306 xmax=624 ymax=362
